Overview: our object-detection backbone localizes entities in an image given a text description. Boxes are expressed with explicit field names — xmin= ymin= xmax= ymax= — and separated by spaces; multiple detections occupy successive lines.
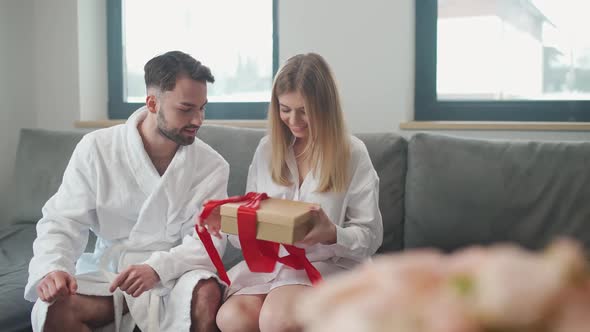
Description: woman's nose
xmin=289 ymin=112 xmax=301 ymax=125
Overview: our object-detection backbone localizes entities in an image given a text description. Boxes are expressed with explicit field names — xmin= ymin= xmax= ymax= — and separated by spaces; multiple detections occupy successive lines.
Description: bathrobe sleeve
xmin=143 ymin=165 xmax=230 ymax=289
xmin=24 ymin=135 xmax=98 ymax=301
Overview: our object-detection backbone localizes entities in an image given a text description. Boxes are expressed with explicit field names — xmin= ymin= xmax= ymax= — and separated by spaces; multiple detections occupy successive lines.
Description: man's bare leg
xmin=44 ymin=295 xmax=128 ymax=332
xmin=190 ymin=278 xmax=222 ymax=332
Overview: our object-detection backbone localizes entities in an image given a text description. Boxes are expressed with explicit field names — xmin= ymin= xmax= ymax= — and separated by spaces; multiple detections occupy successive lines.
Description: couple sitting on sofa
xmin=26 ymin=50 xmax=384 ymax=332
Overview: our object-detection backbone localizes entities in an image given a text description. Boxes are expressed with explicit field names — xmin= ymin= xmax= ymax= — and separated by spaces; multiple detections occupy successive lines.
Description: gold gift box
xmin=220 ymin=198 xmax=315 ymax=245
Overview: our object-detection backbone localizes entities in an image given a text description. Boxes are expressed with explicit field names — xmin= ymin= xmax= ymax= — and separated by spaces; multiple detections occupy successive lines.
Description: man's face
xmin=157 ymin=76 xmax=208 ymax=146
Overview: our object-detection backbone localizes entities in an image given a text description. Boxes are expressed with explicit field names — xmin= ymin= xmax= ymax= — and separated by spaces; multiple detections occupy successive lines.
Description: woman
xmin=202 ymin=53 xmax=383 ymax=332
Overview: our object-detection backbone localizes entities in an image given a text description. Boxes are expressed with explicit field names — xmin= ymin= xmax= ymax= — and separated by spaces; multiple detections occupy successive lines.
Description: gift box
xmin=220 ymin=198 xmax=315 ymax=245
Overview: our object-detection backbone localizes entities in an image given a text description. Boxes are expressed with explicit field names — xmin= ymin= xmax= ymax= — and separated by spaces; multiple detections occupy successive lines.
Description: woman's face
xmin=278 ymin=91 xmax=309 ymax=140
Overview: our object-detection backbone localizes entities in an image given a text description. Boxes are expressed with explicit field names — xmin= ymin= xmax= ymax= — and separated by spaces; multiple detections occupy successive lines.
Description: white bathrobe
xmin=226 ymin=135 xmax=383 ymax=296
xmin=24 ymin=107 xmax=229 ymax=332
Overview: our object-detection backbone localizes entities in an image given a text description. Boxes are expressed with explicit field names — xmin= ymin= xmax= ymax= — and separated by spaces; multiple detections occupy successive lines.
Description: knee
xmin=259 ymin=305 xmax=300 ymax=332
xmin=44 ymin=297 xmax=77 ymax=331
xmin=191 ymin=279 xmax=222 ymax=327
xmin=193 ymin=278 xmax=222 ymax=306
xmin=216 ymin=300 xmax=259 ymax=332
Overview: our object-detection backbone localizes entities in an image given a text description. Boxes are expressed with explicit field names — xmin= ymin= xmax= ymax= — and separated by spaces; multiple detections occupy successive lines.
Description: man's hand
xmin=297 ymin=205 xmax=337 ymax=246
xmin=109 ymin=264 xmax=160 ymax=298
xmin=36 ymin=271 xmax=78 ymax=302
xmin=197 ymin=202 xmax=222 ymax=239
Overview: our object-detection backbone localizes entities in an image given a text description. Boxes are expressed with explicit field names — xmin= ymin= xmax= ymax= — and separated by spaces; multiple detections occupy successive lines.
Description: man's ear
xmin=146 ymin=94 xmax=158 ymax=114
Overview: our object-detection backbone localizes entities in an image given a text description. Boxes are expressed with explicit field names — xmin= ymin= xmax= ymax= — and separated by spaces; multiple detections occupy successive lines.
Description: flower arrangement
xmin=297 ymin=239 xmax=590 ymax=332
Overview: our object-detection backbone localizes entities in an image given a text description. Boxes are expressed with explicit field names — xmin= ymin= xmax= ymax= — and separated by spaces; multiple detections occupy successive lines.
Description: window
xmin=415 ymin=0 xmax=590 ymax=121
xmin=107 ymin=0 xmax=278 ymax=119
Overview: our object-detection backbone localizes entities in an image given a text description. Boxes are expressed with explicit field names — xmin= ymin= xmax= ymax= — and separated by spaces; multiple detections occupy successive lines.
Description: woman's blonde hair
xmin=268 ymin=53 xmax=351 ymax=192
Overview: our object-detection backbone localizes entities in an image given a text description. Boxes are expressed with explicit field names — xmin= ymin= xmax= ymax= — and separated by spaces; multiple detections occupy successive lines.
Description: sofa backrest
xmin=9 ymin=128 xmax=590 ymax=257
xmin=353 ymin=133 xmax=407 ymax=252
xmin=9 ymin=129 xmax=85 ymax=225
xmin=9 ymin=127 xmax=406 ymax=263
xmin=196 ymin=125 xmax=266 ymax=196
xmin=404 ymin=133 xmax=590 ymax=253
xmin=9 ymin=126 xmax=266 ymax=225
xmin=197 ymin=126 xmax=408 ymax=253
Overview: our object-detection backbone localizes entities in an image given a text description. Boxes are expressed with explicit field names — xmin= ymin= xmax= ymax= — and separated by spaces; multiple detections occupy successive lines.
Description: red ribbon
xmin=196 ymin=192 xmax=323 ymax=286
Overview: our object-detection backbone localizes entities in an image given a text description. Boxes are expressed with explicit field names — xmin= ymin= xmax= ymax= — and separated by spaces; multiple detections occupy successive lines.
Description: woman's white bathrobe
xmin=226 ymin=135 xmax=383 ymax=296
xmin=24 ymin=107 xmax=228 ymax=332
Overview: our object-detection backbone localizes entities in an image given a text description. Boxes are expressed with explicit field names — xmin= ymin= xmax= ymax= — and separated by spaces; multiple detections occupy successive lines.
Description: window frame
xmin=415 ymin=0 xmax=590 ymax=122
xmin=107 ymin=0 xmax=279 ymax=120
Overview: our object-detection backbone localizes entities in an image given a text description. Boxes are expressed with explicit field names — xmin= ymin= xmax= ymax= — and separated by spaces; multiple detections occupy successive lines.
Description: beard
xmin=157 ymin=109 xmax=198 ymax=146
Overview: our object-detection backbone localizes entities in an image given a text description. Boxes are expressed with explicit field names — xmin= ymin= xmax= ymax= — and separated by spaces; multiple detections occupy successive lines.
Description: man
xmin=24 ymin=51 xmax=228 ymax=332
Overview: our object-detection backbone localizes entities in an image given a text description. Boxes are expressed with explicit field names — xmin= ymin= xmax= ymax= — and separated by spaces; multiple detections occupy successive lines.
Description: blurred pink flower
xmin=297 ymin=239 xmax=590 ymax=332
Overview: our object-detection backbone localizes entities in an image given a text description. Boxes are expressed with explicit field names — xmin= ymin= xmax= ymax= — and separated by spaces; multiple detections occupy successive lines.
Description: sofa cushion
xmin=355 ymin=133 xmax=407 ymax=252
xmin=405 ymin=133 xmax=590 ymax=253
xmin=0 ymin=223 xmax=36 ymax=331
xmin=196 ymin=125 xmax=266 ymax=196
xmin=10 ymin=129 xmax=85 ymax=225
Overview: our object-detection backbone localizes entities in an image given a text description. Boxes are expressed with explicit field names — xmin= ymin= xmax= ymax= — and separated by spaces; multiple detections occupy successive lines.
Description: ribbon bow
xmin=196 ymin=192 xmax=322 ymax=286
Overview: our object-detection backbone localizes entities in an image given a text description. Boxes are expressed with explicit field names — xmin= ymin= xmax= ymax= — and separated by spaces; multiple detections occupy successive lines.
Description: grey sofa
xmin=1 ymin=126 xmax=589 ymax=331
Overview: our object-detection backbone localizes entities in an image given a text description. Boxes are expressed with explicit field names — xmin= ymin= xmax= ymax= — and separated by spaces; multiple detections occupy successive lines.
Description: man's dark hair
xmin=144 ymin=50 xmax=215 ymax=92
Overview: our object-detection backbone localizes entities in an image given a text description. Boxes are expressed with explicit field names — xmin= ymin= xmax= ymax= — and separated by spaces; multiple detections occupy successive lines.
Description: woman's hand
xmin=298 ymin=205 xmax=337 ymax=246
xmin=197 ymin=203 xmax=222 ymax=239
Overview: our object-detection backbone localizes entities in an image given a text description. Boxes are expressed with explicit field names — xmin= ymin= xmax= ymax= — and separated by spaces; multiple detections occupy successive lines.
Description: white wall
xmin=0 ymin=0 xmax=36 ymax=221
xmin=33 ymin=0 xmax=81 ymax=130
xmin=29 ymin=0 xmax=107 ymax=127
xmin=77 ymin=0 xmax=108 ymax=121
xmin=278 ymin=0 xmax=414 ymax=133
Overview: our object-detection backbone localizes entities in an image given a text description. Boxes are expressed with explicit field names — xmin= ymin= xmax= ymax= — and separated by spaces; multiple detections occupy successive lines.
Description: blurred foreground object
xmin=298 ymin=239 xmax=590 ymax=332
